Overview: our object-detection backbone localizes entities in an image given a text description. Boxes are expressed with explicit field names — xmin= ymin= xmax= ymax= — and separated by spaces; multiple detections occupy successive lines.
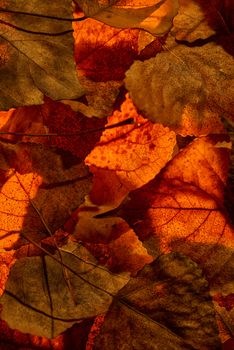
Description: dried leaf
xmin=122 ymin=134 xmax=234 ymax=296
xmin=0 ymin=97 xmax=106 ymax=159
xmin=0 ymin=241 xmax=129 ymax=338
xmin=171 ymin=0 xmax=232 ymax=42
xmin=77 ymin=0 xmax=179 ymax=36
xmin=74 ymin=215 xmax=153 ymax=275
xmin=0 ymin=319 xmax=93 ymax=350
xmin=0 ymin=141 xmax=91 ymax=249
xmin=0 ymin=0 xmax=84 ymax=110
xmin=125 ymin=38 xmax=234 ymax=134
xmin=85 ymin=95 xmax=176 ymax=207
xmin=72 ymin=16 xmax=161 ymax=117
xmin=94 ymin=253 xmax=220 ymax=350
xmin=74 ymin=18 xmax=140 ymax=82
xmin=0 ymin=250 xmax=15 ymax=296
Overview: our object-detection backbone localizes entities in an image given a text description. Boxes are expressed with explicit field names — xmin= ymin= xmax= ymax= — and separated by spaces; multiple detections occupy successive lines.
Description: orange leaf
xmin=75 ymin=216 xmax=153 ymax=275
xmin=71 ymin=17 xmax=163 ymax=117
xmin=74 ymin=18 xmax=140 ymax=82
xmin=0 ymin=141 xmax=91 ymax=250
xmin=0 ymin=319 xmax=93 ymax=350
xmin=86 ymin=95 xmax=176 ymax=207
xmin=0 ymin=97 xmax=105 ymax=159
xmin=122 ymin=134 xmax=233 ymax=295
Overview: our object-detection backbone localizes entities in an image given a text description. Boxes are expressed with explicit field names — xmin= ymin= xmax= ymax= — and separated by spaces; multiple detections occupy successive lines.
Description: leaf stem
xmin=0 ymin=18 xmax=73 ymax=36
xmin=0 ymin=118 xmax=135 ymax=137
xmin=0 ymin=8 xmax=86 ymax=22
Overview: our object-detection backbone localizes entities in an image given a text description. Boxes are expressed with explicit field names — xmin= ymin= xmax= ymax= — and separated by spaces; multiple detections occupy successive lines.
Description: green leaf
xmin=77 ymin=0 xmax=179 ymax=36
xmin=94 ymin=253 xmax=221 ymax=350
xmin=0 ymin=0 xmax=84 ymax=110
xmin=0 ymin=241 xmax=129 ymax=338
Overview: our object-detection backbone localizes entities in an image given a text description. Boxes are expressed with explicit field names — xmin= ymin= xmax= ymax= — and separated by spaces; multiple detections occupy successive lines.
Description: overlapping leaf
xmin=75 ymin=215 xmax=153 ymax=275
xmin=0 ymin=0 xmax=84 ymax=110
xmin=0 ymin=240 xmax=129 ymax=338
xmin=77 ymin=0 xmax=179 ymax=35
xmin=0 ymin=141 xmax=91 ymax=249
xmin=125 ymin=36 xmax=234 ymax=134
xmin=69 ymin=17 xmax=163 ymax=117
xmin=94 ymin=253 xmax=220 ymax=350
xmin=171 ymin=0 xmax=234 ymax=42
xmin=121 ymin=135 xmax=233 ymax=296
xmin=0 ymin=97 xmax=106 ymax=159
xmin=85 ymin=95 xmax=176 ymax=207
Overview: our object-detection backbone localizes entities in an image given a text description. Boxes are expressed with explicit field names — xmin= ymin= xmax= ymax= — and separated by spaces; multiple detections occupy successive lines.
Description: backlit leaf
xmin=0 ymin=97 xmax=106 ymax=159
xmin=74 ymin=214 xmax=153 ymax=275
xmin=85 ymin=95 xmax=176 ymax=207
xmin=77 ymin=0 xmax=179 ymax=36
xmin=122 ymin=135 xmax=234 ymax=296
xmin=0 ymin=141 xmax=91 ymax=249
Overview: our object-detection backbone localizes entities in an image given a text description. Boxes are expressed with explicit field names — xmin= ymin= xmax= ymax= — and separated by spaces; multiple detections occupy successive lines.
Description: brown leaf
xmin=0 ymin=141 xmax=91 ymax=249
xmin=171 ymin=0 xmax=234 ymax=42
xmin=125 ymin=37 xmax=233 ymax=135
xmin=0 ymin=0 xmax=84 ymax=110
xmin=0 ymin=240 xmax=129 ymax=338
xmin=94 ymin=253 xmax=220 ymax=350
xmin=85 ymin=95 xmax=176 ymax=207
xmin=77 ymin=0 xmax=179 ymax=36
xmin=0 ymin=251 xmax=15 ymax=296
xmin=121 ymin=134 xmax=234 ymax=297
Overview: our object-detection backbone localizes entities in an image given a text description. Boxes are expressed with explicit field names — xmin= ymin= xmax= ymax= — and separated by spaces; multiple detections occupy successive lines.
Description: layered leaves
xmin=77 ymin=0 xmax=179 ymax=35
xmin=171 ymin=0 xmax=234 ymax=42
xmin=85 ymin=96 xmax=176 ymax=206
xmin=0 ymin=240 xmax=129 ymax=338
xmin=94 ymin=253 xmax=220 ymax=350
xmin=125 ymin=37 xmax=234 ymax=134
xmin=0 ymin=141 xmax=91 ymax=249
xmin=122 ymin=135 xmax=234 ymax=296
xmin=0 ymin=0 xmax=83 ymax=110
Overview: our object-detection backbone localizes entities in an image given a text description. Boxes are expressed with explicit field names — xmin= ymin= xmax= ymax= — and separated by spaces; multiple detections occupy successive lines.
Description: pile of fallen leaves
xmin=0 ymin=0 xmax=233 ymax=349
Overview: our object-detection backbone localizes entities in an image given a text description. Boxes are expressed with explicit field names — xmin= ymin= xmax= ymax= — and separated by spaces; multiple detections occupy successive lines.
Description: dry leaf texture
xmin=0 ymin=0 xmax=83 ymax=110
xmin=77 ymin=0 xmax=179 ymax=35
xmin=125 ymin=39 xmax=234 ymax=134
xmin=122 ymin=135 xmax=234 ymax=296
xmin=94 ymin=253 xmax=220 ymax=350
xmin=86 ymin=95 xmax=176 ymax=206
